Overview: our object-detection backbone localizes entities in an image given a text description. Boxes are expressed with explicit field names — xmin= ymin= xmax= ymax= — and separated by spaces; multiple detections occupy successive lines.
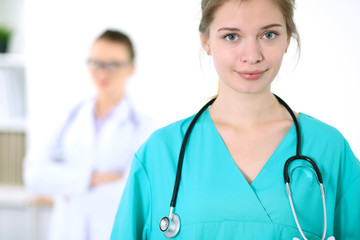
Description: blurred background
xmin=0 ymin=0 xmax=359 ymax=239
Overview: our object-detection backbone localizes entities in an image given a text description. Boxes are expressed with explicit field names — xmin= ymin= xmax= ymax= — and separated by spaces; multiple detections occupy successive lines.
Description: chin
xmin=226 ymin=80 xmax=271 ymax=96
xmin=97 ymin=88 xmax=111 ymax=96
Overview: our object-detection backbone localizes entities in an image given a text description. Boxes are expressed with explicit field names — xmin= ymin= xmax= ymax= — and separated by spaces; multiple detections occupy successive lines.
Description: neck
xmin=95 ymin=92 xmax=124 ymax=118
xmin=210 ymin=90 xmax=281 ymax=128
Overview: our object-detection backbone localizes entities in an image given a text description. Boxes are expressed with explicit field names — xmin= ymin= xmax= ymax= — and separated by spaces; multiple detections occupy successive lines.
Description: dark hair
xmin=96 ymin=29 xmax=135 ymax=61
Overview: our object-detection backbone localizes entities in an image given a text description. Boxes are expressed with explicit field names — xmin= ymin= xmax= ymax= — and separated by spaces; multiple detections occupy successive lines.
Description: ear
xmin=127 ymin=62 xmax=135 ymax=75
xmin=200 ymin=33 xmax=211 ymax=55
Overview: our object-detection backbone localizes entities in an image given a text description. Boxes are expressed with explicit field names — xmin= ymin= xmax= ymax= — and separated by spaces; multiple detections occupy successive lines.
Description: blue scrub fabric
xmin=111 ymin=110 xmax=360 ymax=240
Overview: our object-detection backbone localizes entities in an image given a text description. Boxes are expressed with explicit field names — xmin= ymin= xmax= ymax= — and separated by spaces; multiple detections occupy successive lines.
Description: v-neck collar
xmin=203 ymin=108 xmax=300 ymax=188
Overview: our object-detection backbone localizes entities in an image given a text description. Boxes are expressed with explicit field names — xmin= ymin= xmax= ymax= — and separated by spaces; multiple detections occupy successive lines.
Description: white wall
xmin=0 ymin=0 xmax=25 ymax=53
xmin=25 ymin=0 xmax=360 ymax=157
xmin=274 ymin=0 xmax=360 ymax=157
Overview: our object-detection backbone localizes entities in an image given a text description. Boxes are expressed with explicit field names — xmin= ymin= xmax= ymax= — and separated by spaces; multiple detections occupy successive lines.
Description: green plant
xmin=0 ymin=24 xmax=11 ymax=53
xmin=0 ymin=25 xmax=11 ymax=41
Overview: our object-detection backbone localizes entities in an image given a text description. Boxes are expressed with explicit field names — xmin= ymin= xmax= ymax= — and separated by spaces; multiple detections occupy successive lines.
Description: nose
xmin=92 ymin=66 xmax=110 ymax=78
xmin=240 ymin=38 xmax=263 ymax=64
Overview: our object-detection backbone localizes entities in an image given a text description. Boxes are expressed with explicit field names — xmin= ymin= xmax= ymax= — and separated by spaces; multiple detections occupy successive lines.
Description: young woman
xmin=23 ymin=30 xmax=154 ymax=240
xmin=110 ymin=0 xmax=360 ymax=239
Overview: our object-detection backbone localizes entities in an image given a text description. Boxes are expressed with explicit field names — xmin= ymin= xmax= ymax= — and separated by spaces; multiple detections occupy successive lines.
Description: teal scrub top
xmin=111 ymin=110 xmax=360 ymax=240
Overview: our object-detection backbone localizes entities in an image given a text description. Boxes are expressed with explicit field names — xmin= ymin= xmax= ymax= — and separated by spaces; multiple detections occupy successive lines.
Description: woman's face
xmin=88 ymin=39 xmax=134 ymax=98
xmin=202 ymin=0 xmax=289 ymax=96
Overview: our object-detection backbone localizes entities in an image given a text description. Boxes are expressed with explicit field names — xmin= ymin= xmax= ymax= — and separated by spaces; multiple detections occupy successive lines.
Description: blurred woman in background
xmin=23 ymin=29 xmax=155 ymax=240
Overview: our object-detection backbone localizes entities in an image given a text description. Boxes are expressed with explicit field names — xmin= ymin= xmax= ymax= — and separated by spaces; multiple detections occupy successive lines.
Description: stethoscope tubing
xmin=273 ymin=95 xmax=301 ymax=156
xmin=161 ymin=94 xmax=332 ymax=239
xmin=170 ymin=94 xmax=303 ymax=207
xmin=284 ymin=155 xmax=323 ymax=184
xmin=170 ymin=98 xmax=216 ymax=208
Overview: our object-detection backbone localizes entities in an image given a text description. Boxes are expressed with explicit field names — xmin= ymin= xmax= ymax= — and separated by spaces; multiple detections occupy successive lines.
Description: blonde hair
xmin=199 ymin=0 xmax=300 ymax=51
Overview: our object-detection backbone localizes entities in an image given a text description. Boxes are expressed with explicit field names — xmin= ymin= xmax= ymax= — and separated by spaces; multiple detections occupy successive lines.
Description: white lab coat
xmin=23 ymin=97 xmax=155 ymax=240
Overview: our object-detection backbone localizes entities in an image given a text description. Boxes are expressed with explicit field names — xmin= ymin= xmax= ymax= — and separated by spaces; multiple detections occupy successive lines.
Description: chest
xmin=215 ymin=122 xmax=292 ymax=184
xmin=150 ymin=115 xmax=331 ymax=237
xmin=161 ymin=132 xmax=325 ymax=235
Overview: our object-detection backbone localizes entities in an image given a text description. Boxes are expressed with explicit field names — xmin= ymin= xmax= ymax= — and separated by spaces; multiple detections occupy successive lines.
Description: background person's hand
xmin=90 ymin=171 xmax=123 ymax=187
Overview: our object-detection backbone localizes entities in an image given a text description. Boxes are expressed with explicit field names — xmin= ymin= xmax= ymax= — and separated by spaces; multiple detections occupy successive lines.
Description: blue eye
xmin=263 ymin=32 xmax=278 ymax=40
xmin=224 ymin=34 xmax=239 ymax=42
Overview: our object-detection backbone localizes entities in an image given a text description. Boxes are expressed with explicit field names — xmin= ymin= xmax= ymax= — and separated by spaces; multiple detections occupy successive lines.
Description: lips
xmin=236 ymin=69 xmax=267 ymax=80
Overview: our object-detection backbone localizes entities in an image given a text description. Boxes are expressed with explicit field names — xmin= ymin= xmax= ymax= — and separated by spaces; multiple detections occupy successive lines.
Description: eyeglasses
xmin=87 ymin=59 xmax=132 ymax=73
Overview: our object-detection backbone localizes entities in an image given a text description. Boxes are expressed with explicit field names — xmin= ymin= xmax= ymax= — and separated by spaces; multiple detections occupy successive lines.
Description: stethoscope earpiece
xmin=159 ymin=212 xmax=181 ymax=238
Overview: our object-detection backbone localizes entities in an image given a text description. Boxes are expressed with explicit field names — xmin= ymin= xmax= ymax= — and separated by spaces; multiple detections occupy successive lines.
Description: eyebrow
xmin=217 ymin=24 xmax=284 ymax=32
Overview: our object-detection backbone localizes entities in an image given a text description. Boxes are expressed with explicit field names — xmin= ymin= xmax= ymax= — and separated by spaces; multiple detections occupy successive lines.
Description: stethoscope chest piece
xmin=159 ymin=213 xmax=180 ymax=238
xmin=159 ymin=95 xmax=334 ymax=239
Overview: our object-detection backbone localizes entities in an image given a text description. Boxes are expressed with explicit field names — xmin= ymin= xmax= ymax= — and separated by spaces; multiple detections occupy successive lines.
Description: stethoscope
xmin=53 ymin=98 xmax=139 ymax=162
xmin=53 ymin=102 xmax=85 ymax=162
xmin=159 ymin=94 xmax=335 ymax=240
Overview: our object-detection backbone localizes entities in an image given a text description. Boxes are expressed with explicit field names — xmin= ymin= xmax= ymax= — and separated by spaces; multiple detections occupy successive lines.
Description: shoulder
xmin=68 ymin=97 xmax=94 ymax=117
xmin=299 ymin=113 xmax=346 ymax=145
xmin=134 ymin=115 xmax=194 ymax=160
xmin=299 ymin=113 xmax=359 ymax=171
xmin=125 ymin=98 xmax=157 ymax=129
xmin=50 ymin=98 xmax=93 ymax=131
xmin=150 ymin=116 xmax=193 ymax=140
